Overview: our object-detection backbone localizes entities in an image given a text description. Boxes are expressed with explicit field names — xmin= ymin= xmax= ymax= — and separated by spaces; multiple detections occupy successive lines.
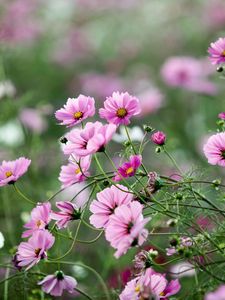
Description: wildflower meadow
xmin=0 ymin=1 xmax=225 ymax=299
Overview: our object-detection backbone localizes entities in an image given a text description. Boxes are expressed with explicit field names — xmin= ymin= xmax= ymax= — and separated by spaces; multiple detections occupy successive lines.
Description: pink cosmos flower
xmin=208 ymin=37 xmax=225 ymax=65
xmin=17 ymin=230 xmax=55 ymax=270
xmin=99 ymin=92 xmax=141 ymax=125
xmin=137 ymin=88 xmax=164 ymax=117
xmin=114 ymin=155 xmax=142 ymax=181
xmin=59 ymin=155 xmax=91 ymax=188
xmin=0 ymin=157 xmax=31 ymax=186
xmin=51 ymin=201 xmax=82 ymax=229
xmin=55 ymin=95 xmax=95 ymax=127
xmin=63 ymin=121 xmax=117 ymax=157
xmin=38 ymin=271 xmax=77 ymax=297
xmin=203 ymin=132 xmax=225 ymax=167
xmin=151 ymin=131 xmax=166 ymax=146
xmin=218 ymin=112 xmax=225 ymax=120
xmin=105 ymin=201 xmax=150 ymax=258
xmin=161 ymin=56 xmax=217 ymax=95
xmin=89 ymin=184 xmax=133 ymax=229
xmin=120 ymin=268 xmax=180 ymax=300
xmin=22 ymin=202 xmax=51 ymax=238
xmin=205 ymin=285 xmax=225 ymax=300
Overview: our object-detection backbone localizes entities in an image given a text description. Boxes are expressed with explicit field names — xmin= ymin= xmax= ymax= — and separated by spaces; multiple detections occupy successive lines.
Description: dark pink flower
xmin=55 ymin=95 xmax=95 ymax=127
xmin=59 ymin=155 xmax=91 ymax=188
xmin=51 ymin=201 xmax=82 ymax=229
xmin=218 ymin=112 xmax=225 ymax=120
xmin=151 ymin=131 xmax=166 ymax=145
xmin=99 ymin=92 xmax=141 ymax=125
xmin=63 ymin=121 xmax=116 ymax=157
xmin=114 ymin=155 xmax=142 ymax=181
xmin=17 ymin=230 xmax=55 ymax=270
xmin=119 ymin=268 xmax=180 ymax=299
xmin=89 ymin=184 xmax=133 ymax=229
xmin=0 ymin=157 xmax=31 ymax=186
xmin=205 ymin=285 xmax=225 ymax=300
xmin=203 ymin=132 xmax=225 ymax=167
xmin=38 ymin=271 xmax=77 ymax=297
xmin=208 ymin=37 xmax=225 ymax=65
xmin=105 ymin=201 xmax=150 ymax=258
xmin=22 ymin=202 xmax=51 ymax=238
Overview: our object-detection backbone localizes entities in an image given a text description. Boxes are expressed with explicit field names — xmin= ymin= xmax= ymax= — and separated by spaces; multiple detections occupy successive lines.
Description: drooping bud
xmin=151 ymin=131 xmax=166 ymax=146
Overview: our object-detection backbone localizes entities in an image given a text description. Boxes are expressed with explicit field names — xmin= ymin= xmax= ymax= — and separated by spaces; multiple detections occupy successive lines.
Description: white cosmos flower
xmin=170 ymin=261 xmax=195 ymax=278
xmin=112 ymin=126 xmax=144 ymax=143
xmin=0 ymin=232 xmax=4 ymax=249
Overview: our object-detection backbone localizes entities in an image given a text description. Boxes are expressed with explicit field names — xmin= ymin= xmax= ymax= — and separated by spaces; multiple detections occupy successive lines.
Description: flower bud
xmin=143 ymin=125 xmax=153 ymax=132
xmin=123 ymin=140 xmax=131 ymax=147
xmin=166 ymin=219 xmax=178 ymax=227
xmin=151 ymin=131 xmax=166 ymax=146
xmin=217 ymin=66 xmax=224 ymax=72
xmin=60 ymin=136 xmax=68 ymax=144
xmin=218 ymin=112 xmax=225 ymax=120
xmin=155 ymin=147 xmax=161 ymax=153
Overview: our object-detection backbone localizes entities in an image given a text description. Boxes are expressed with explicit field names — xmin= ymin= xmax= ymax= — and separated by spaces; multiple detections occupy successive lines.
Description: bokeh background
xmin=0 ymin=0 xmax=225 ymax=299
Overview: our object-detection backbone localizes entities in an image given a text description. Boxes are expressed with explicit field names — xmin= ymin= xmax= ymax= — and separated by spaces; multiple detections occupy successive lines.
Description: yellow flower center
xmin=126 ymin=167 xmax=134 ymax=175
xmin=5 ymin=171 xmax=13 ymax=178
xmin=34 ymin=248 xmax=41 ymax=256
xmin=75 ymin=168 xmax=81 ymax=174
xmin=160 ymin=292 xmax=165 ymax=296
xmin=36 ymin=220 xmax=42 ymax=227
xmin=135 ymin=285 xmax=140 ymax=292
xmin=221 ymin=50 xmax=225 ymax=56
xmin=73 ymin=111 xmax=83 ymax=120
xmin=116 ymin=107 xmax=127 ymax=118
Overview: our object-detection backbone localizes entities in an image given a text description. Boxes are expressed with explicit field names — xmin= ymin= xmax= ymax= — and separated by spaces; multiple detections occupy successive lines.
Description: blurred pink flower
xmin=99 ymin=92 xmax=141 ymax=125
xmin=205 ymin=285 xmax=225 ymax=300
xmin=59 ymin=156 xmax=91 ymax=188
xmin=204 ymin=1 xmax=225 ymax=29
xmin=22 ymin=202 xmax=51 ymax=238
xmin=0 ymin=0 xmax=41 ymax=45
xmin=105 ymin=201 xmax=150 ymax=258
xmin=51 ymin=201 xmax=81 ymax=229
xmin=19 ymin=108 xmax=47 ymax=134
xmin=114 ymin=155 xmax=142 ymax=181
xmin=63 ymin=121 xmax=116 ymax=157
xmin=17 ymin=230 xmax=55 ymax=270
xmin=161 ymin=56 xmax=217 ymax=95
xmin=208 ymin=37 xmax=225 ymax=65
xmin=203 ymin=132 xmax=225 ymax=167
xmin=79 ymin=72 xmax=124 ymax=99
xmin=137 ymin=88 xmax=164 ymax=117
xmin=218 ymin=112 xmax=225 ymax=120
xmin=0 ymin=157 xmax=31 ymax=186
xmin=55 ymin=95 xmax=95 ymax=127
xmin=38 ymin=271 xmax=77 ymax=297
xmin=89 ymin=184 xmax=133 ymax=229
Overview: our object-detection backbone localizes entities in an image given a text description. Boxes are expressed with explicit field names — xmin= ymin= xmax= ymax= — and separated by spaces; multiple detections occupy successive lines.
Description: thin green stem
xmin=13 ymin=184 xmax=36 ymax=205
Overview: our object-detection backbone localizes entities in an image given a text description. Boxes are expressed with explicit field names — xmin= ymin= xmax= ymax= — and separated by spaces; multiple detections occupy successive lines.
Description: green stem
xmin=13 ymin=184 xmax=36 ymax=205
xmin=4 ymin=268 xmax=9 ymax=300
xmin=75 ymin=287 xmax=93 ymax=300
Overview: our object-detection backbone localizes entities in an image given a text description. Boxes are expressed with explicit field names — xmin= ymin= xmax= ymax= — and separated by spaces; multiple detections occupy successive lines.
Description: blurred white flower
xmin=0 ymin=80 xmax=16 ymax=99
xmin=20 ymin=212 xmax=30 ymax=223
xmin=72 ymin=264 xmax=88 ymax=279
xmin=113 ymin=126 xmax=144 ymax=143
xmin=0 ymin=120 xmax=24 ymax=146
xmin=0 ymin=232 xmax=4 ymax=249
xmin=170 ymin=261 xmax=195 ymax=278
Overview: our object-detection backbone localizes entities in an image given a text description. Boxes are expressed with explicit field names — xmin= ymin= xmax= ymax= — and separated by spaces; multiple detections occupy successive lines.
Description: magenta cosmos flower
xmin=151 ymin=131 xmax=166 ymax=146
xmin=59 ymin=155 xmax=91 ymax=188
xmin=22 ymin=202 xmax=51 ymax=238
xmin=114 ymin=155 xmax=142 ymax=181
xmin=205 ymin=285 xmax=225 ymax=300
xmin=0 ymin=157 xmax=31 ymax=187
xmin=63 ymin=121 xmax=117 ymax=157
xmin=89 ymin=184 xmax=133 ymax=229
xmin=38 ymin=271 xmax=77 ymax=297
xmin=99 ymin=92 xmax=141 ymax=125
xmin=105 ymin=201 xmax=150 ymax=258
xmin=120 ymin=268 xmax=180 ymax=300
xmin=51 ymin=201 xmax=82 ymax=229
xmin=203 ymin=132 xmax=225 ymax=167
xmin=17 ymin=230 xmax=55 ymax=270
xmin=208 ymin=37 xmax=225 ymax=65
xmin=218 ymin=112 xmax=225 ymax=120
xmin=55 ymin=95 xmax=95 ymax=127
